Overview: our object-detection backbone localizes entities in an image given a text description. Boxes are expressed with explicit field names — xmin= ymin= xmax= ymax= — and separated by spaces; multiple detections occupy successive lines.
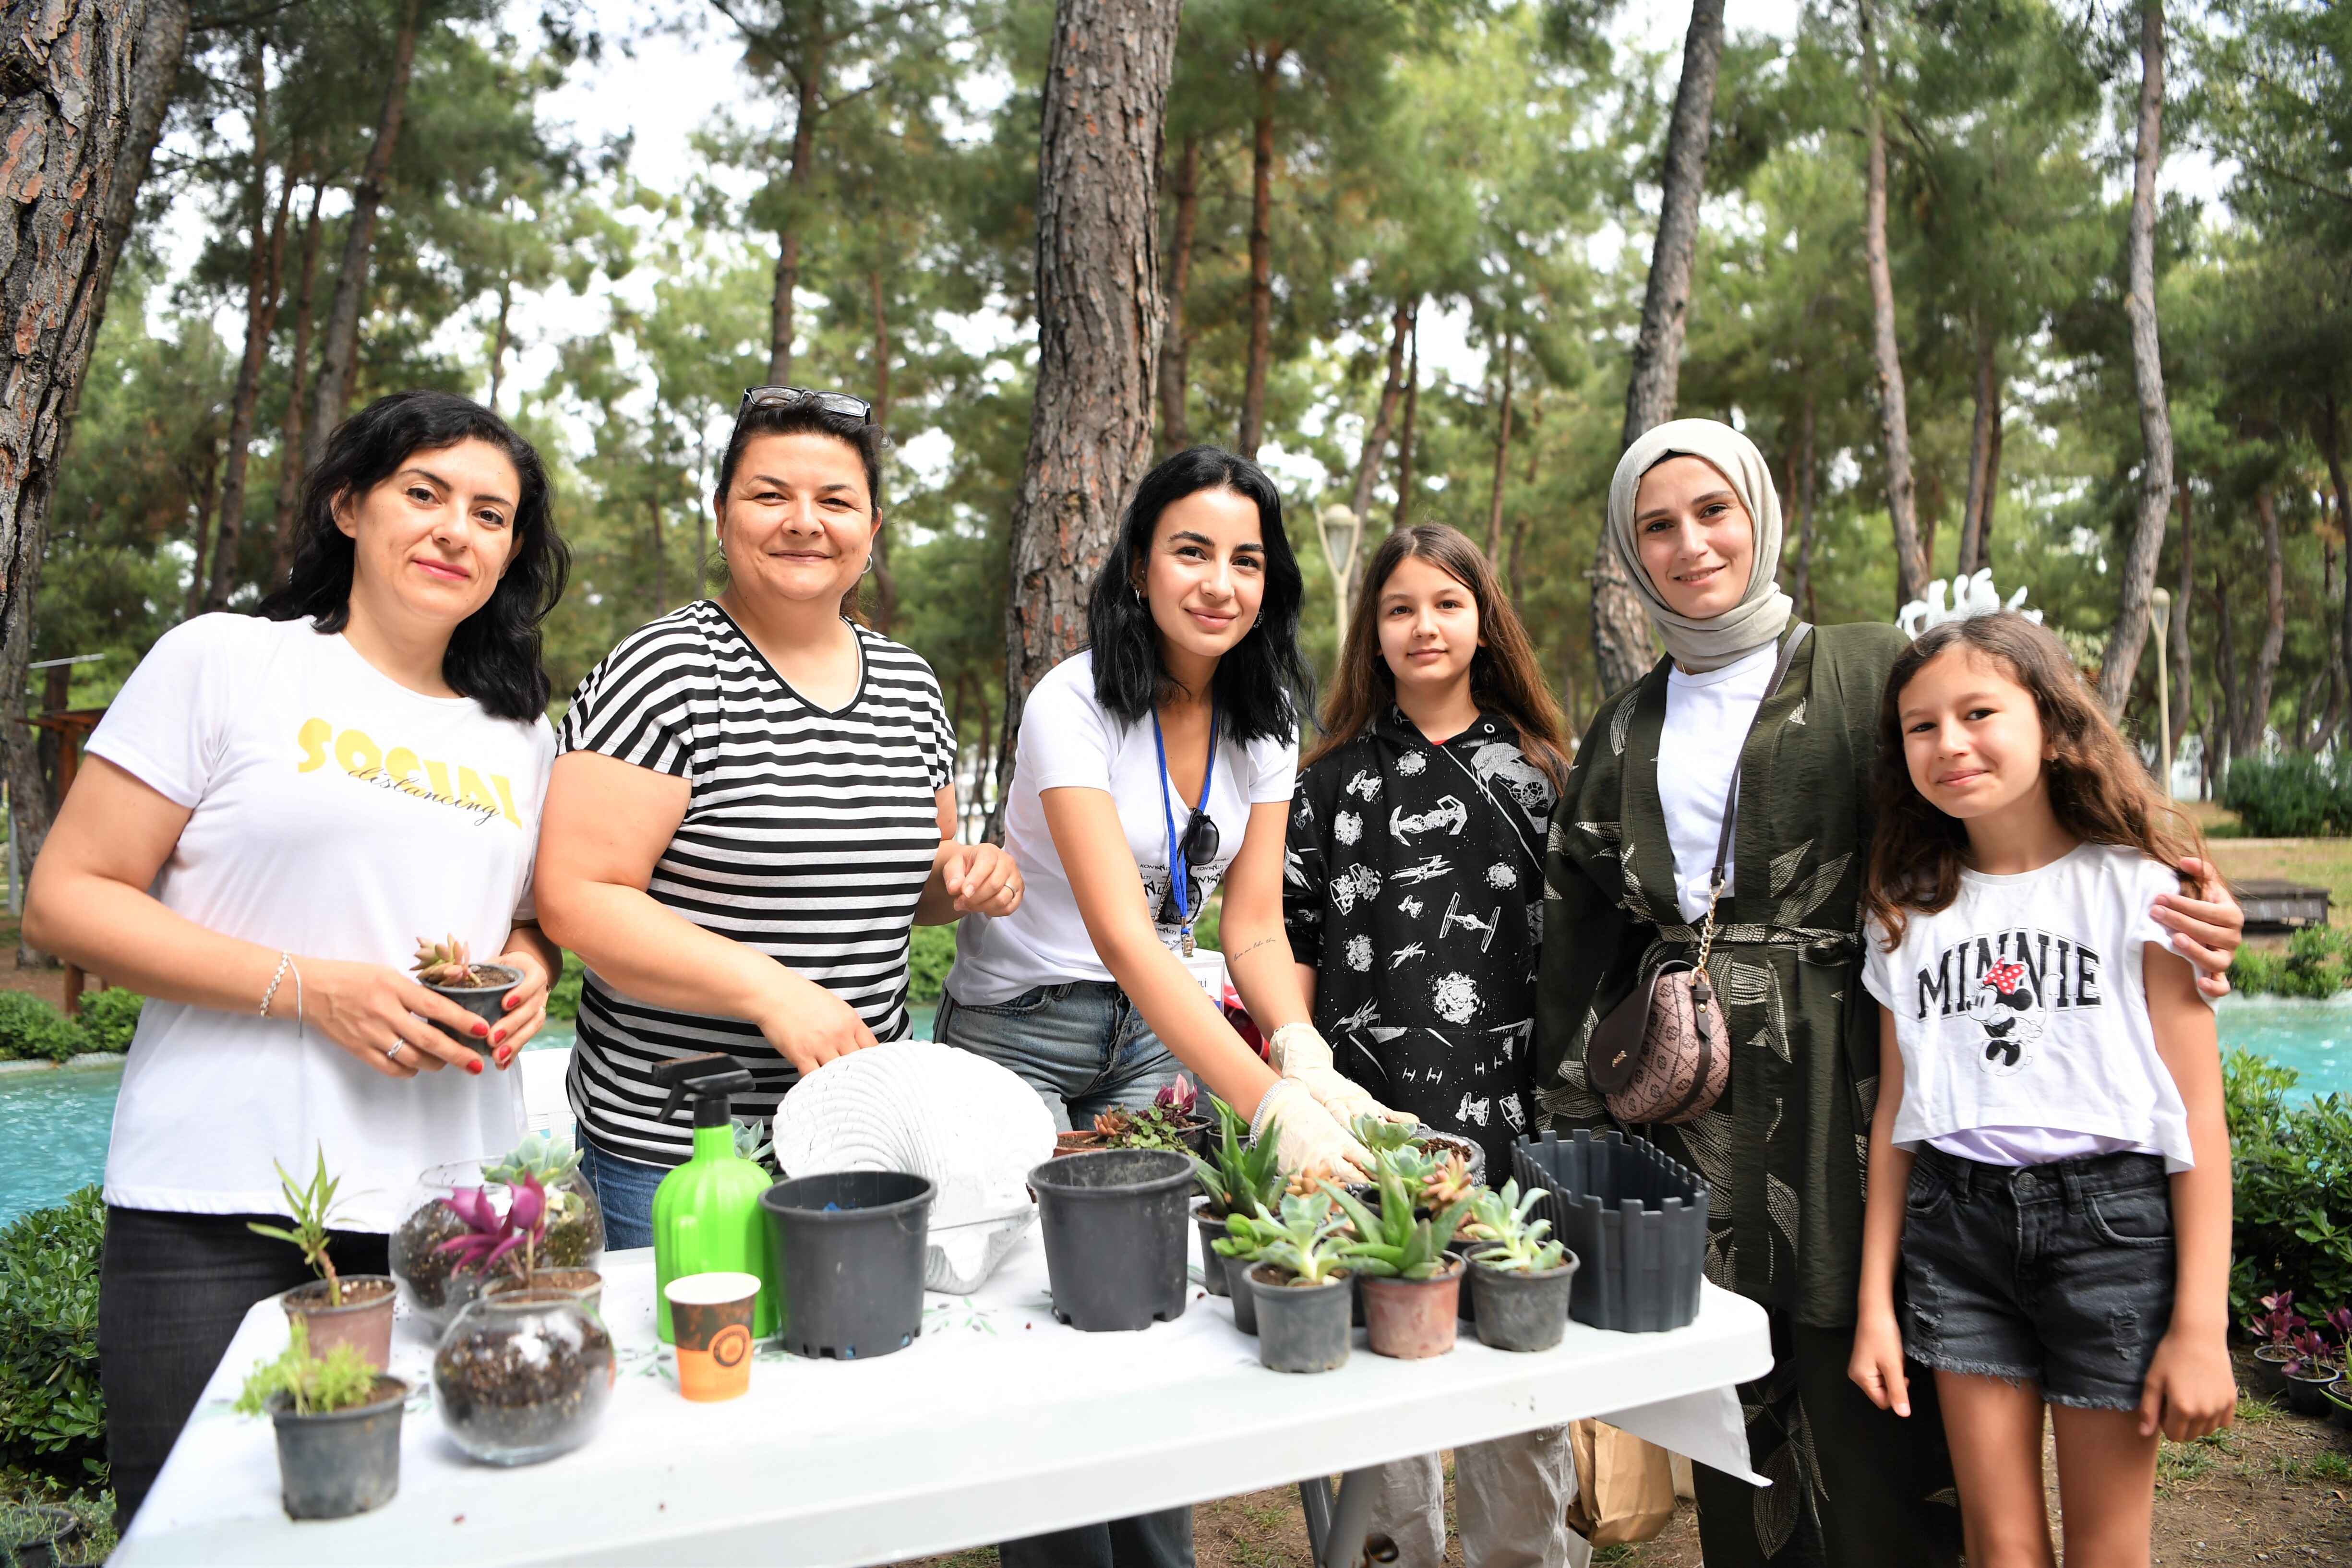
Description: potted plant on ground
xmin=1459 ymin=1180 xmax=1578 ymax=1352
xmin=248 ymin=1148 xmax=397 ymax=1370
xmin=411 ymin=935 xmax=522 ymax=1050
xmin=1191 ymin=1096 xmax=1284 ymax=1299
xmin=1329 ymin=1155 xmax=1475 ymax=1360
xmin=1055 ymin=1076 xmax=1212 ymax=1157
xmin=237 ymin=1319 xmax=408 ymax=1520
xmin=1246 ymin=1192 xmax=1356 ymax=1374
xmin=2246 ymin=1292 xmax=2303 ymax=1398
xmin=2282 ymin=1319 xmax=2343 ymax=1416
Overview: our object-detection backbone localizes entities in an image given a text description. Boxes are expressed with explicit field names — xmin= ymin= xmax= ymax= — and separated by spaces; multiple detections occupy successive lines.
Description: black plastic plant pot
xmin=1515 ymin=1129 xmax=1707 ymax=1333
xmin=1195 ymin=1209 xmax=1230 ymax=1298
xmin=268 ymin=1377 xmax=407 ymax=1521
xmin=1027 ymin=1149 xmax=1194 ymax=1332
xmin=1445 ymin=1246 xmax=1477 ymax=1323
xmin=1222 ymin=1253 xmax=1260 ymax=1334
xmin=2284 ymin=1366 xmax=2342 ymax=1417
xmin=1249 ymin=1265 xmax=1352 ymax=1373
xmin=421 ymin=964 xmax=522 ymax=1052
xmin=1468 ymin=1253 xmax=1580 ymax=1352
xmin=759 ymin=1171 xmax=934 ymax=1360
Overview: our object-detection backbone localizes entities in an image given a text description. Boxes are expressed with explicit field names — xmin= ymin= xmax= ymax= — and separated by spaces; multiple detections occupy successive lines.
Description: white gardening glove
xmin=1267 ymin=1022 xmax=1416 ymax=1131
xmin=1251 ymin=1078 xmax=1376 ymax=1181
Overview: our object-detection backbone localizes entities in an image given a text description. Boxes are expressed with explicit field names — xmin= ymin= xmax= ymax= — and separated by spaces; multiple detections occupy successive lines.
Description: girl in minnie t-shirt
xmin=1848 ymin=612 xmax=2235 ymax=1566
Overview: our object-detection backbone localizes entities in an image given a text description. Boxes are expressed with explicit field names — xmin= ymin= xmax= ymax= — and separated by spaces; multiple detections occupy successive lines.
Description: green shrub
xmin=548 ymin=950 xmax=584 ymax=1021
xmin=907 ymin=924 xmax=955 ymax=1005
xmin=0 ymin=996 xmax=82 ymax=1064
xmin=2229 ymin=926 xmax=2352 ymax=998
xmin=2225 ymin=1049 xmax=2352 ymax=1326
xmin=71 ymin=990 xmax=142 ymax=1054
xmin=2222 ymin=754 xmax=2352 ymax=838
xmin=0 ymin=1189 xmax=106 ymax=1482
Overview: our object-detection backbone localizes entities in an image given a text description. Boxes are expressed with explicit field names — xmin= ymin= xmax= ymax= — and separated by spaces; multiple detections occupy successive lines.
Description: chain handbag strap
xmin=1692 ymin=622 xmax=1812 ymax=975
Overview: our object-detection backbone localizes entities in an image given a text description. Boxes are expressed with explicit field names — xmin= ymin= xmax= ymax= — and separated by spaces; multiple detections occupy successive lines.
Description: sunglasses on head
xmin=737 ymin=386 xmax=874 ymax=423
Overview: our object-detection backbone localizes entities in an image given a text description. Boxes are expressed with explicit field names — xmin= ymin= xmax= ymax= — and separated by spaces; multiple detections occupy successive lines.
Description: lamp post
xmin=2150 ymin=587 xmax=2172 ymax=799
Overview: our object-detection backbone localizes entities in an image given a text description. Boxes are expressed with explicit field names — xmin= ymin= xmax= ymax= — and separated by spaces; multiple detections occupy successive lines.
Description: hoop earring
xmin=863 ymin=553 xmax=876 ymax=577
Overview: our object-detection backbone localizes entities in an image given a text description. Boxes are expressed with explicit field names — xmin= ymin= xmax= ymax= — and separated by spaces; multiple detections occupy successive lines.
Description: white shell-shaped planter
xmin=773 ymin=1042 xmax=1056 ymax=1293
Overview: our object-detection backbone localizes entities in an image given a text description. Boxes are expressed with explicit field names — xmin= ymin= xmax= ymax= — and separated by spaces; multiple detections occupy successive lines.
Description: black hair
xmin=1084 ymin=446 xmax=1311 ymax=746
xmin=713 ymin=400 xmax=885 ymax=515
xmin=258 ymin=390 xmax=568 ymax=721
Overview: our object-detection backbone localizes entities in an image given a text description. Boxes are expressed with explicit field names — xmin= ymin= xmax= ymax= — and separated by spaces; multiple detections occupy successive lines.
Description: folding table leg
xmin=1321 ymin=1466 xmax=1384 ymax=1568
xmin=1298 ymin=1476 xmax=1334 ymax=1565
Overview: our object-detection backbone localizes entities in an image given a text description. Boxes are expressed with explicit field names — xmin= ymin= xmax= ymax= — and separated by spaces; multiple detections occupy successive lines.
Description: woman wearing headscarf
xmin=1534 ymin=420 xmax=2244 ymax=1567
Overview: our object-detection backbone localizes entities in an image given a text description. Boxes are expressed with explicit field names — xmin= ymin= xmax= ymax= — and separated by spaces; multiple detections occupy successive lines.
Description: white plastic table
xmin=117 ymin=1230 xmax=1771 ymax=1567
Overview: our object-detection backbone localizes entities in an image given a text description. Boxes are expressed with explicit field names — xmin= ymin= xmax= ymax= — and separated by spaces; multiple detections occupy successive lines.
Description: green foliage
xmin=547 ymin=951 xmax=584 ymax=1022
xmin=233 ymin=1321 xmax=382 ymax=1419
xmin=1193 ymin=1096 xmax=1284 ymax=1219
xmin=907 ymin=925 xmax=955 ymax=1005
xmin=1462 ymin=1180 xmax=1568 ymax=1273
xmin=0 ymin=996 xmax=83 ymax=1065
xmin=244 ymin=1148 xmax=353 ymax=1302
xmin=71 ymin=991 xmax=143 ymax=1055
xmin=2225 ymin=1050 xmax=2352 ymax=1325
xmin=732 ymin=1117 xmax=776 ymax=1173
xmin=2222 ymin=756 xmax=2352 ymax=839
xmin=1325 ymin=1150 xmax=1474 ymax=1280
xmin=480 ymin=1131 xmax=583 ymax=1186
xmin=2231 ymin=927 xmax=2352 ymax=999
xmin=0 ymin=1189 xmax=106 ymax=1482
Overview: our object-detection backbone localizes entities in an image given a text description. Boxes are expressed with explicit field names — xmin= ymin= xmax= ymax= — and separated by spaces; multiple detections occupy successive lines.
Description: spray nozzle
xmin=652 ymin=1053 xmax=757 ymax=1129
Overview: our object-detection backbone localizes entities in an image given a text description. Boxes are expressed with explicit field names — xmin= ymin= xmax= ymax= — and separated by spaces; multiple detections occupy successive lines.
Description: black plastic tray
xmin=1513 ymin=1129 xmax=1708 ymax=1333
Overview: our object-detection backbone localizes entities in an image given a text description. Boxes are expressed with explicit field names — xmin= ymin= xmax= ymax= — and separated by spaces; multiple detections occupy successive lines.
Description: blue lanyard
xmin=1151 ymin=696 xmax=1216 ymax=933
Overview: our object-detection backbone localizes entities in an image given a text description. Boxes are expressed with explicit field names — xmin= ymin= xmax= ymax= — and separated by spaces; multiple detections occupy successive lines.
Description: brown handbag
xmin=1584 ymin=624 xmax=1810 ymax=1125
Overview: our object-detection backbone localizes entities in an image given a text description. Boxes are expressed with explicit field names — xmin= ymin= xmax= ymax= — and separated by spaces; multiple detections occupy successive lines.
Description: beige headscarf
xmin=1605 ymin=419 xmax=1793 ymax=672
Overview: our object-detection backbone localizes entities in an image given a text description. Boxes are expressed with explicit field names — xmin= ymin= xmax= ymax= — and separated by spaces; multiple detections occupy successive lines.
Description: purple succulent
xmin=436 ymin=1172 xmax=549 ymax=1281
xmin=1154 ymin=1074 xmax=1198 ymax=1117
xmin=2248 ymin=1291 xmax=2305 ymax=1353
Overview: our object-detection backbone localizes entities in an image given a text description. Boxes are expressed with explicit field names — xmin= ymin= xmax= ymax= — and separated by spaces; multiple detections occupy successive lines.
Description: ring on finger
xmin=386 ymin=1039 xmax=406 ymax=1061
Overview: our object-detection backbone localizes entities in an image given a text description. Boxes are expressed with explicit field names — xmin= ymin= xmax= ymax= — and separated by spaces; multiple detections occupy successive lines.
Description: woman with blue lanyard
xmin=940 ymin=446 xmax=1396 ymax=1568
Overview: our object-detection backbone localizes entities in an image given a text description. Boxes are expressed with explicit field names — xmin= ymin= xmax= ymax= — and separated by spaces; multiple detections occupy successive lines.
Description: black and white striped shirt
xmin=555 ymin=602 xmax=953 ymax=1162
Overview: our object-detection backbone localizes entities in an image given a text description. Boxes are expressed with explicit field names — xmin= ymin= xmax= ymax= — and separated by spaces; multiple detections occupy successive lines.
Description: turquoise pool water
xmin=1 ymin=1000 xmax=2321 ymax=1227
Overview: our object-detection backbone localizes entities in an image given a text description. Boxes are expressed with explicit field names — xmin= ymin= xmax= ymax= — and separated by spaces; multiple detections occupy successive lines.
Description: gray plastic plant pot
xmin=1514 ymin=1128 xmax=1706 ymax=1332
xmin=1222 ymin=1252 xmax=1260 ymax=1334
xmin=1028 ymin=1149 xmax=1193 ymax=1332
xmin=760 ymin=1171 xmax=934 ymax=1360
xmin=1250 ymin=1265 xmax=1352 ymax=1373
xmin=1194 ymin=1207 xmax=1230 ymax=1298
xmin=1468 ymin=1252 xmax=1580 ymax=1352
xmin=420 ymin=964 xmax=522 ymax=1052
xmin=268 ymin=1377 xmax=407 ymax=1521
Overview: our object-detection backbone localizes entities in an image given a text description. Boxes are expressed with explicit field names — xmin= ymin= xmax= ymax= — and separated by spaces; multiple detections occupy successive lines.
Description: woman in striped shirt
xmin=535 ymin=388 xmax=1021 ymax=1244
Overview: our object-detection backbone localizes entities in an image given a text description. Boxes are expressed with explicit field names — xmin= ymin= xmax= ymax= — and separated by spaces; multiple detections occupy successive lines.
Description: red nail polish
xmin=472 ymin=1021 xmax=490 ymax=1037
xmin=493 ymin=1029 xmax=506 ymax=1044
xmin=465 ymin=1058 xmax=483 ymax=1075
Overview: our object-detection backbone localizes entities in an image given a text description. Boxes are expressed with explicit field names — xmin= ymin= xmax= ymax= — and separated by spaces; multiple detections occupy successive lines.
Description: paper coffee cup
xmin=666 ymin=1271 xmax=761 ymax=1402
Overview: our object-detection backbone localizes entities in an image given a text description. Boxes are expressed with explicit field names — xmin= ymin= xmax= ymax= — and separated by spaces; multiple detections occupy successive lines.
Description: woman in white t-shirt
xmin=24 ymin=391 xmax=566 ymax=1523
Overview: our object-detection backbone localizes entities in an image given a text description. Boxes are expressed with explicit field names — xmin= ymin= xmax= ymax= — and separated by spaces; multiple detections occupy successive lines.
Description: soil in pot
xmin=2283 ymin=1365 xmax=2342 ymax=1417
xmin=282 ymin=1276 xmax=397 ymax=1371
xmin=1029 ymin=1149 xmax=1194 ymax=1332
xmin=268 ymin=1376 xmax=407 ymax=1520
xmin=1469 ymin=1253 xmax=1580 ymax=1353
xmin=759 ymin=1171 xmax=933 ymax=1360
xmin=1362 ymin=1260 xmax=1464 ymax=1360
xmin=1222 ymin=1253 xmax=1260 ymax=1334
xmin=433 ymin=1290 xmax=614 ymax=1465
xmin=420 ymin=964 xmax=523 ymax=1051
xmin=1250 ymin=1265 xmax=1352 ymax=1373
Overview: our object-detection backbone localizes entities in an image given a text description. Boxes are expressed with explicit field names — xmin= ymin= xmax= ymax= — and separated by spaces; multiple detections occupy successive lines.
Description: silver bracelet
xmin=289 ymin=958 xmax=304 ymax=1039
xmin=258 ymin=953 xmax=292 ymax=1017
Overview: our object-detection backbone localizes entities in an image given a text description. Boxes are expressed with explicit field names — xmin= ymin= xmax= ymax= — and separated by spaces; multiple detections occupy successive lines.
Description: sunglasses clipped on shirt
xmin=1154 ymin=808 xmax=1222 ymax=926
xmin=736 ymin=385 xmax=875 ymax=423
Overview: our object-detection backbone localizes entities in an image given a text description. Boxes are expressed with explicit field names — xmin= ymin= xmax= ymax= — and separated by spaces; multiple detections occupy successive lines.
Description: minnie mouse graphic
xmin=1967 ymin=958 xmax=2045 ymax=1072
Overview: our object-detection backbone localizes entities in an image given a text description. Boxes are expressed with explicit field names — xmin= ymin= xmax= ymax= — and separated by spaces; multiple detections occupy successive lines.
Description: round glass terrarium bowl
xmin=432 ymin=1289 xmax=615 ymax=1466
xmin=390 ymin=1162 xmax=606 ymax=1335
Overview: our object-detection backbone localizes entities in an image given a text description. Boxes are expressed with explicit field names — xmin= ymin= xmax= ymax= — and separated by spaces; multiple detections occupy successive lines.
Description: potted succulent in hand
xmin=411 ymin=934 xmax=522 ymax=1050
xmin=1191 ymin=1096 xmax=1284 ymax=1299
xmin=1246 ymin=1192 xmax=1356 ymax=1374
xmin=248 ymin=1148 xmax=397 ymax=1371
xmin=1459 ymin=1180 xmax=1578 ymax=1352
xmin=1345 ymin=1116 xmax=1481 ymax=1214
xmin=237 ymin=1319 xmax=408 ymax=1520
xmin=2247 ymin=1292 xmax=2303 ymax=1399
xmin=1329 ymin=1155 xmax=1475 ymax=1360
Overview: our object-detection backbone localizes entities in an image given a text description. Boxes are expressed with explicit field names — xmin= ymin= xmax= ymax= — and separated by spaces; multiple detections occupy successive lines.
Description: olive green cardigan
xmin=1536 ymin=621 xmax=1908 ymax=1327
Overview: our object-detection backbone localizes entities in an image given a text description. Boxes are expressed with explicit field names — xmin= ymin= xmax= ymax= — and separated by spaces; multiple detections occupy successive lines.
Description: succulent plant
xmin=1089 ymin=1102 xmax=1193 ymax=1152
xmin=1193 ymin=1095 xmax=1284 ymax=1219
xmin=1350 ymin=1113 xmax=1422 ymax=1155
xmin=1286 ymin=1156 xmax=1347 ymax=1198
xmin=1420 ymin=1151 xmax=1476 ymax=1210
xmin=481 ymin=1131 xmax=584 ymax=1186
xmin=1324 ymin=1151 xmax=1473 ymax=1280
xmin=1460 ymin=1180 xmax=1567 ymax=1273
xmin=2248 ymin=1291 xmax=2304 ymax=1353
xmin=438 ymin=1172 xmax=548 ymax=1281
xmin=1154 ymin=1074 xmax=1199 ymax=1118
xmin=413 ymin=934 xmax=485 ymax=987
xmin=732 ymin=1116 xmax=776 ymax=1171
xmin=235 ymin=1319 xmax=381 ymax=1417
xmin=1251 ymin=1191 xmax=1353 ymax=1286
xmin=245 ymin=1146 xmax=356 ymax=1305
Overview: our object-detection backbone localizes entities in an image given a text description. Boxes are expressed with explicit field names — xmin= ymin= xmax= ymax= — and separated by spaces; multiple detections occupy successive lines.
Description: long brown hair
xmin=1306 ymin=525 xmax=1571 ymax=787
xmin=1864 ymin=612 xmax=2201 ymax=947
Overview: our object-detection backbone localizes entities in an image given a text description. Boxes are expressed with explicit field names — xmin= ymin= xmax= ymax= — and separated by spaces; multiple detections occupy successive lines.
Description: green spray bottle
xmin=650 ymin=1053 xmax=780 ymax=1343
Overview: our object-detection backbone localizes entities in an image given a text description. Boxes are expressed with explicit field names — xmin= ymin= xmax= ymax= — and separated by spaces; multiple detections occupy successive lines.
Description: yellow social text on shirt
xmin=294 ymin=718 xmax=518 ymax=828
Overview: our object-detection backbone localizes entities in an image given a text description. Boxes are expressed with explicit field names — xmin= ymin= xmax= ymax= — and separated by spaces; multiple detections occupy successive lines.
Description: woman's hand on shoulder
xmin=2156 ymin=857 xmax=2244 ymax=999
xmin=756 ymin=979 xmax=880 ymax=1076
xmin=301 ymin=959 xmax=494 ymax=1078
xmin=934 ymin=841 xmax=1022 ymax=918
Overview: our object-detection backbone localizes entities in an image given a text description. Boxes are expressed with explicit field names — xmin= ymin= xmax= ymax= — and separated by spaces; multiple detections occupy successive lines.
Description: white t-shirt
xmin=1860 ymin=842 xmax=2199 ymax=1172
xmin=1657 ymin=644 xmax=1776 ymax=923
xmin=948 ymin=651 xmax=1297 ymax=1005
xmin=87 ymin=614 xmax=554 ymax=1228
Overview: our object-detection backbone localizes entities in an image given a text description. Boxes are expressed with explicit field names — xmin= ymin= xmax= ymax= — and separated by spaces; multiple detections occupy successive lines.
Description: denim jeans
xmin=99 ymin=1208 xmax=391 ymax=1526
xmin=579 ymin=1132 xmax=672 ymax=1252
xmin=935 ymin=981 xmax=1184 ymax=1132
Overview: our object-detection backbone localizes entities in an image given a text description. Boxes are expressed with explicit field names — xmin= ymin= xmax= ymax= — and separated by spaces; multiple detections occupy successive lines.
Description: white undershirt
xmin=1656 ymin=644 xmax=1778 ymax=924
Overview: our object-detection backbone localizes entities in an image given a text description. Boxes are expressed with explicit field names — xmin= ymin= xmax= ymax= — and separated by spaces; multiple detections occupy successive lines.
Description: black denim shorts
xmin=1899 ymin=1144 xmax=2176 ymax=1411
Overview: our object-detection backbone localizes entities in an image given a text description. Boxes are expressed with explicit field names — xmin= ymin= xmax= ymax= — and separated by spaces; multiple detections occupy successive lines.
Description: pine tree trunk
xmin=1348 ymin=299 xmax=1414 ymax=523
xmin=769 ymin=50 xmax=824 ymax=386
xmin=1157 ymin=132 xmax=1199 ymax=454
xmin=205 ymin=44 xmax=286 ymax=614
xmin=1236 ymin=54 xmax=1284 ymax=461
xmin=2321 ymin=395 xmax=2350 ymax=749
xmin=0 ymin=0 xmax=189 ymax=970
xmin=2098 ymin=0 xmax=2177 ymax=718
xmin=991 ymin=0 xmax=1180 ymax=837
xmin=868 ymin=264 xmax=897 ymax=633
xmin=1392 ymin=327 xmax=1418 ymax=530
xmin=1592 ymin=0 xmax=1723 ymax=695
xmin=306 ymin=0 xmax=422 ymax=462
xmin=1791 ymin=384 xmax=1819 ymax=621
xmin=268 ymin=180 xmax=323 ymax=585
xmin=1957 ymin=323 xmax=1999 ymax=577
xmin=2170 ymin=479 xmax=2193 ymax=778
xmin=1484 ymin=335 xmax=1514 ymax=562
xmin=1860 ymin=0 xmax=1926 ymax=611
